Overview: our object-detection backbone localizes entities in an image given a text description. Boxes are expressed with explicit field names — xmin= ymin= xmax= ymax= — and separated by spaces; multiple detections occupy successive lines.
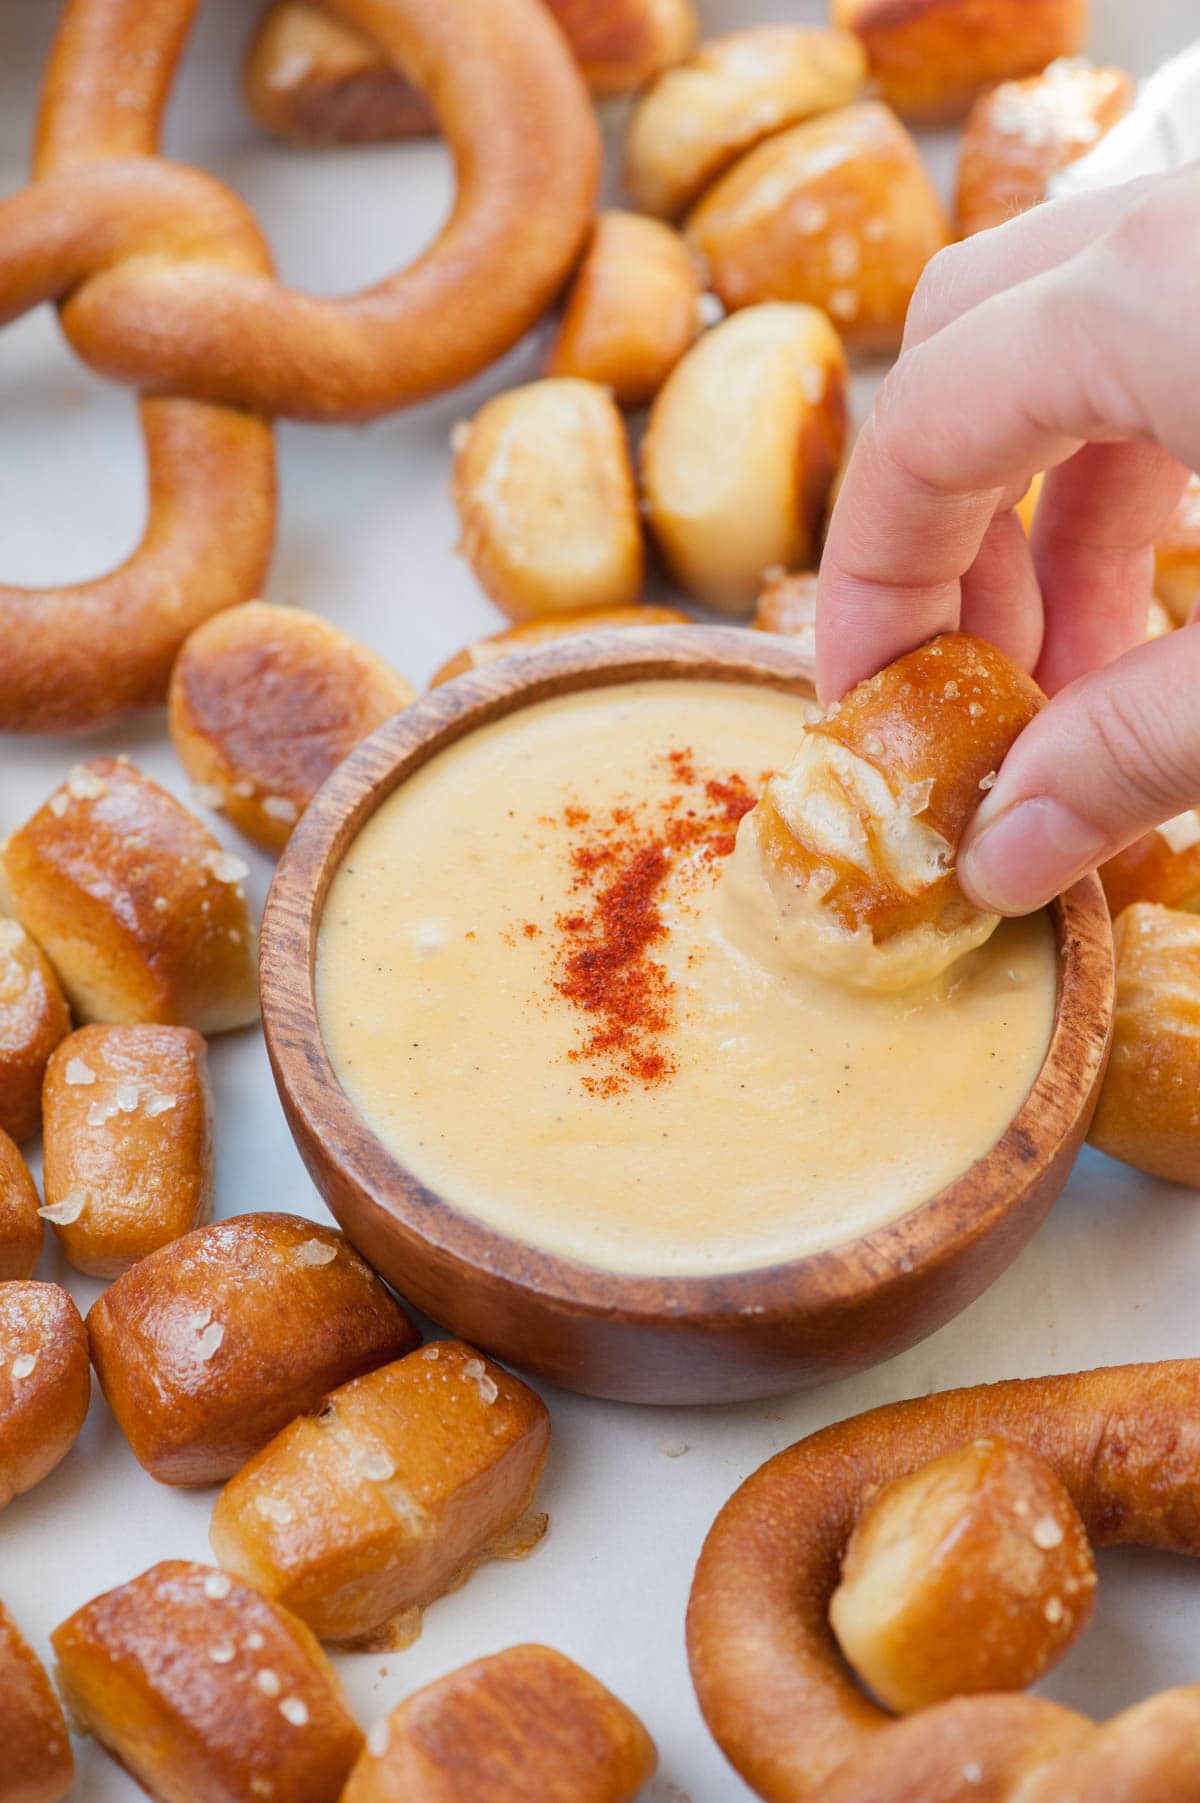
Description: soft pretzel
xmin=1087 ymin=904 xmax=1200 ymax=1188
xmin=641 ymin=303 xmax=846 ymax=612
xmin=429 ymin=605 xmax=690 ymax=687
xmin=0 ymin=1282 xmax=90 ymax=1511
xmin=545 ymin=212 xmax=704 ymax=410
xmin=0 ymin=1130 xmax=42 ymax=1281
xmin=753 ymin=570 xmax=818 ymax=662
xmin=87 ymin=1212 xmax=419 ymax=1484
xmin=0 ymin=1599 xmax=74 ymax=1803
xmin=245 ymin=0 xmax=697 ymax=139
xmin=688 ymin=1359 xmax=1200 ymax=1803
xmin=957 ymin=61 xmax=1133 ymax=237
xmin=1156 ymin=474 xmax=1200 ymax=624
xmin=625 ymin=26 xmax=867 ymax=220
xmin=342 ymin=1644 xmax=657 ymax=1803
xmin=210 ymin=1341 xmax=550 ymax=1646
xmin=0 ymin=759 xmax=258 ymax=1034
xmin=0 ymin=916 xmax=69 ymax=1145
xmin=831 ymin=0 xmax=1089 ymax=124
xmin=40 ymin=1025 xmax=213 ymax=1278
xmin=52 ymin=1560 xmax=363 ymax=1803
xmin=722 ymin=633 xmax=1043 ymax=991
xmin=829 ymin=1436 xmax=1095 ymax=1713
xmin=1100 ymin=811 xmax=1200 ymax=917
xmin=169 ymin=602 xmax=414 ymax=853
xmin=685 ymin=102 xmax=950 ymax=354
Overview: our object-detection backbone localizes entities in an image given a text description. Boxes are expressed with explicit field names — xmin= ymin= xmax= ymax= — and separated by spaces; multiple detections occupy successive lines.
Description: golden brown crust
xmin=555 ymin=0 xmax=698 ymax=97
xmin=832 ymin=0 xmax=1089 ymax=124
xmin=685 ymin=103 xmax=950 ymax=355
xmin=1 ymin=760 xmax=258 ymax=1035
xmin=453 ymin=380 xmax=645 ymax=623
xmin=429 ymin=605 xmax=690 ymax=688
xmin=0 ymin=1282 xmax=90 ymax=1511
xmin=0 ymin=918 xmax=69 ymax=1146
xmin=341 ymin=1644 xmax=657 ymax=1802
xmin=829 ymin=1436 xmax=1095 ymax=1713
xmin=0 ymin=1128 xmax=43 ymax=1281
xmin=1155 ymin=473 xmax=1200 ymax=624
xmin=957 ymin=62 xmax=1133 ymax=237
xmin=752 ymin=570 xmax=819 ymax=654
xmin=546 ymin=212 xmax=704 ymax=410
xmin=0 ymin=1599 xmax=74 ymax=1803
xmin=1087 ymin=904 xmax=1200 ymax=1187
xmin=86 ymin=1212 xmax=419 ymax=1485
xmin=40 ymin=1024 xmax=213 ymax=1279
xmin=688 ymin=1359 xmax=1200 ymax=1803
xmin=169 ymin=602 xmax=414 ymax=854
xmin=625 ymin=25 xmax=867 ymax=220
xmin=210 ymin=1340 xmax=550 ymax=1644
xmin=1100 ymin=813 xmax=1200 ymax=918
xmin=641 ymin=303 xmax=846 ymax=612
xmin=52 ymin=1560 xmax=362 ymax=1803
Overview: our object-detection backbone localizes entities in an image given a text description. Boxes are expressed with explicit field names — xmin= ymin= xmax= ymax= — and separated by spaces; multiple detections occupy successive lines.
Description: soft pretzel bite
xmin=831 ymin=0 xmax=1089 ymax=124
xmin=545 ymin=213 xmax=704 ymax=410
xmin=52 ymin=1560 xmax=362 ymax=1803
xmin=1156 ymin=473 xmax=1200 ymax=624
xmin=685 ymin=103 xmax=949 ymax=354
xmin=1087 ymin=904 xmax=1200 ymax=1188
xmin=0 ymin=917 xmax=70 ymax=1146
xmin=723 ymin=633 xmax=1043 ymax=990
xmin=452 ymin=380 xmax=644 ymax=623
xmin=0 ymin=1282 xmax=90 ymax=1510
xmin=830 ymin=1436 xmax=1095 ymax=1713
xmin=40 ymin=1025 xmax=213 ymax=1278
xmin=0 ymin=760 xmax=257 ymax=1034
xmin=641 ymin=304 xmax=845 ymax=613
xmin=753 ymin=570 xmax=818 ymax=662
xmin=1100 ymin=813 xmax=1200 ymax=918
xmin=429 ymin=605 xmax=690 ymax=687
xmin=0 ymin=1599 xmax=73 ymax=1803
xmin=555 ymin=0 xmax=698 ymax=97
xmin=957 ymin=61 xmax=1133 ymax=237
xmin=0 ymin=1129 xmax=42 ymax=1280
xmin=210 ymin=1341 xmax=550 ymax=1646
xmin=87 ymin=1212 xmax=418 ymax=1485
xmin=342 ymin=1645 xmax=656 ymax=1803
xmin=169 ymin=602 xmax=414 ymax=854
xmin=688 ymin=1359 xmax=1200 ymax=1803
xmin=625 ymin=26 xmax=866 ymax=221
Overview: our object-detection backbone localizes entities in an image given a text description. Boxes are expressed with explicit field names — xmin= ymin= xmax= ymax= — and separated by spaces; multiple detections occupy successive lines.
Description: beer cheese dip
xmin=317 ymin=680 xmax=1058 ymax=1276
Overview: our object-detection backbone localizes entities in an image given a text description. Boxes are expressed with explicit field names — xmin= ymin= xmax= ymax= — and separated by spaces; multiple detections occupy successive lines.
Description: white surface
xmin=1 ymin=3 xmax=1197 ymax=1798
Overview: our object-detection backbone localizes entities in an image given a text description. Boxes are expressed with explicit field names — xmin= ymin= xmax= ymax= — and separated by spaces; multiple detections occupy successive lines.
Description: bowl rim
xmin=260 ymin=624 xmax=1114 ymax=1331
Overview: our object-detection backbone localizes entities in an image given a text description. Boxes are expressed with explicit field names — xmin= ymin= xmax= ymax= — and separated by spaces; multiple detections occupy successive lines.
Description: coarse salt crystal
xmin=153 ymin=896 xmax=168 ymax=912
xmin=188 ymin=1307 xmax=213 ymax=1332
xmin=245 ymin=1630 xmax=265 ymax=1650
xmin=48 ymin=793 xmax=69 ymax=818
xmin=1044 ymin=1594 xmax=1065 ymax=1624
xmin=64 ymin=1059 xmax=96 ymax=1086
xmin=1032 ymin=1514 xmax=1064 ymax=1549
xmin=279 ymin=1697 xmax=309 ymax=1727
xmin=191 ymin=783 xmax=226 ymax=811
xmin=231 ymin=780 xmax=256 ymax=799
xmin=963 ymin=1764 xmax=983 ymax=1785
xmin=196 ymin=1322 xmax=225 ymax=1361
xmin=1158 ymin=810 xmax=1200 ymax=855
xmin=979 ymin=772 xmax=997 ymax=792
xmin=658 ymin=1439 xmax=690 ymax=1459
xmin=203 ymin=1572 xmax=232 ymax=1599
xmin=352 ymin=1445 xmax=396 ymax=1482
xmin=828 ymin=287 xmax=858 ymax=320
xmin=795 ymin=200 xmax=828 ymax=234
xmin=294 ymin=1238 xmax=337 ymax=1267
xmin=205 ymin=850 xmax=249 ymax=885
xmin=257 ymin=1495 xmax=295 ymax=1526
xmin=256 ymin=1669 xmax=282 ymax=1697
xmin=144 ymin=1093 xmax=177 ymax=1118
xmin=209 ymin=1643 xmax=235 ymax=1664
xmin=262 ymin=796 xmax=299 ymax=824
xmin=39 ymin=1190 xmax=87 ymax=1226
xmin=11 ymin=1353 xmax=37 ymax=1380
xmin=67 ymin=766 xmax=107 ymax=801
xmin=422 ymin=1346 xmax=440 ymax=1360
xmin=367 ymin=1720 xmax=391 ymax=1759
xmin=115 ymin=1083 xmax=140 ymax=1113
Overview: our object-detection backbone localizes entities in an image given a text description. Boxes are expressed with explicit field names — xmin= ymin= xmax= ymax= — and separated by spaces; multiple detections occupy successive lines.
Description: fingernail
xmin=959 ymin=798 xmax=1107 ymax=914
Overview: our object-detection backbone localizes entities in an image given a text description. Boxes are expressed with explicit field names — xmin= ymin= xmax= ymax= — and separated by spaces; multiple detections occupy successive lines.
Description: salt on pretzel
xmin=688 ymin=1359 xmax=1200 ymax=1803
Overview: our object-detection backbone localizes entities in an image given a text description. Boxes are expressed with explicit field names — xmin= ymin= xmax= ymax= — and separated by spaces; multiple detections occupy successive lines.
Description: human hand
xmin=816 ymin=168 xmax=1200 ymax=915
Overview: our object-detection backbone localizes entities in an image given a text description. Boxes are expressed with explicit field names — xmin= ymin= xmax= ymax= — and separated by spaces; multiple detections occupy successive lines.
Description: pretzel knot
xmin=0 ymin=0 xmax=599 ymax=731
xmin=688 ymin=1360 xmax=1200 ymax=1803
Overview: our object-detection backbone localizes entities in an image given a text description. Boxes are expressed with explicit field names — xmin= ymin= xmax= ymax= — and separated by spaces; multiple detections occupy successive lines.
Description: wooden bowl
xmin=260 ymin=627 xmax=1114 ymax=1405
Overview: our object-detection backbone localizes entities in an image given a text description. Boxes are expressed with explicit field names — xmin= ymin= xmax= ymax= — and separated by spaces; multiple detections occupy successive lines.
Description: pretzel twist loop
xmin=688 ymin=1360 xmax=1200 ymax=1803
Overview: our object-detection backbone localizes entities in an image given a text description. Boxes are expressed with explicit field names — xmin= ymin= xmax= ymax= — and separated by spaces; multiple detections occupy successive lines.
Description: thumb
xmin=959 ymin=624 xmax=1200 ymax=915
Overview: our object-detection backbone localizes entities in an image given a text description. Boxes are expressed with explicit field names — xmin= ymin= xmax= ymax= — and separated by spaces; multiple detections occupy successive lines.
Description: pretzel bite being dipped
xmin=0 ymin=1282 xmax=90 ymax=1510
xmin=52 ymin=1561 xmax=362 ymax=1803
xmin=721 ymin=633 xmax=1044 ymax=991
xmin=210 ymin=1341 xmax=550 ymax=1647
xmin=170 ymin=602 xmax=414 ymax=854
xmin=832 ymin=0 xmax=1089 ymax=124
xmin=452 ymin=380 xmax=644 ymax=622
xmin=40 ymin=1025 xmax=213 ymax=1278
xmin=1156 ymin=473 xmax=1200 ymax=624
xmin=641 ymin=304 xmax=845 ymax=612
xmin=0 ymin=760 xmax=257 ymax=1033
xmin=753 ymin=570 xmax=819 ymax=661
xmin=1088 ymin=904 xmax=1200 ymax=1188
xmin=429 ymin=605 xmax=690 ymax=687
xmin=545 ymin=212 xmax=704 ymax=409
xmin=87 ymin=1213 xmax=418 ymax=1485
xmin=0 ymin=916 xmax=69 ymax=1146
xmin=0 ymin=1129 xmax=42 ymax=1280
xmin=830 ymin=1435 xmax=1095 ymax=1713
xmin=625 ymin=25 xmax=867 ymax=220
xmin=1101 ymin=812 xmax=1200 ymax=919
xmin=342 ymin=1645 xmax=656 ymax=1803
xmin=0 ymin=1599 xmax=73 ymax=1803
